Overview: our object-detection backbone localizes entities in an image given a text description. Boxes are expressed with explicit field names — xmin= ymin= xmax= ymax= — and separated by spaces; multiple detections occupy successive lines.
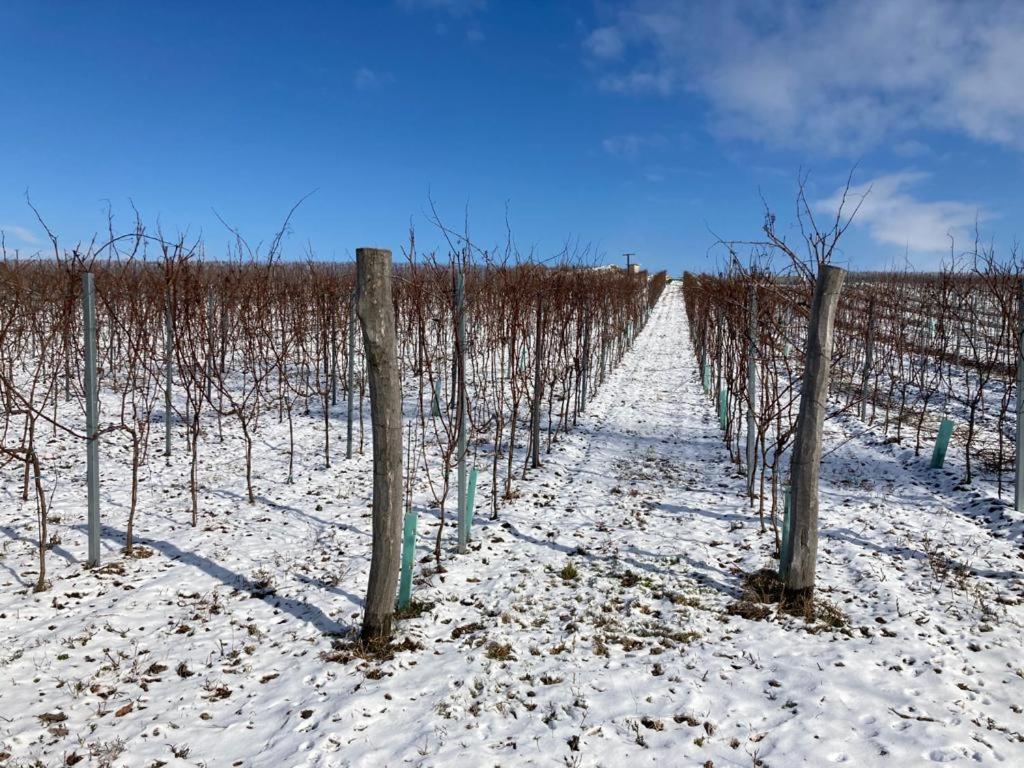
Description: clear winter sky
xmin=2 ymin=1 xmax=1023 ymax=274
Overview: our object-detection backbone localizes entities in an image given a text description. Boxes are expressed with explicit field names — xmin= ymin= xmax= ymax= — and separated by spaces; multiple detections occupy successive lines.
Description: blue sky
xmin=2 ymin=0 xmax=1023 ymax=274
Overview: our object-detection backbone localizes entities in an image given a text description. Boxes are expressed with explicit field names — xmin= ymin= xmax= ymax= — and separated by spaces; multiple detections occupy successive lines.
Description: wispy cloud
xmin=1 ymin=224 xmax=40 ymax=246
xmin=584 ymin=0 xmax=1024 ymax=154
xmin=398 ymin=0 xmax=485 ymax=18
xmin=601 ymin=133 xmax=669 ymax=158
xmin=585 ymin=26 xmax=624 ymax=60
xmin=817 ymin=172 xmax=987 ymax=253
xmin=399 ymin=0 xmax=486 ymax=39
xmin=354 ymin=67 xmax=395 ymax=91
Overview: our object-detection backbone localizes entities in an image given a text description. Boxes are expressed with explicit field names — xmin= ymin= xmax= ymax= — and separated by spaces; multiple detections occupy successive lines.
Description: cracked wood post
xmin=356 ymin=247 xmax=403 ymax=642
xmin=781 ymin=264 xmax=846 ymax=601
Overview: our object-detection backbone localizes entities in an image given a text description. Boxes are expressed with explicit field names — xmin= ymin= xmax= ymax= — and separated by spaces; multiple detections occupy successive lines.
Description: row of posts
xmin=79 ymin=273 xmax=363 ymax=569
xmin=697 ymin=278 xmax=1024 ymax=568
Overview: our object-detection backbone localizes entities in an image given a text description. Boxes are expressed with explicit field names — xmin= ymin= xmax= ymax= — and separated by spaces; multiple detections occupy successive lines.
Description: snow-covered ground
xmin=2 ymin=286 xmax=1023 ymax=767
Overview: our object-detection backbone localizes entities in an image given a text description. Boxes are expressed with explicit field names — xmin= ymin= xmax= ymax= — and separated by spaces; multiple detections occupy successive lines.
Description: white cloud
xmin=585 ymin=27 xmax=624 ymax=60
xmin=398 ymin=0 xmax=485 ymax=17
xmin=354 ymin=67 xmax=394 ymax=91
xmin=585 ymin=0 xmax=1024 ymax=154
xmin=1 ymin=225 xmax=39 ymax=246
xmin=601 ymin=133 xmax=669 ymax=158
xmin=818 ymin=172 xmax=986 ymax=253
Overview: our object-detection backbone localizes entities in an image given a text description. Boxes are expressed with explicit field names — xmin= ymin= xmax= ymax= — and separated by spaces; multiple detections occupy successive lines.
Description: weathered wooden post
xmin=746 ymin=283 xmax=757 ymax=500
xmin=163 ymin=286 xmax=173 ymax=464
xmin=781 ymin=265 xmax=846 ymax=602
xmin=455 ymin=269 xmax=468 ymax=555
xmin=346 ymin=292 xmax=356 ymax=460
xmin=355 ymin=247 xmax=403 ymax=642
xmin=82 ymin=273 xmax=101 ymax=568
xmin=1016 ymin=279 xmax=1024 ymax=516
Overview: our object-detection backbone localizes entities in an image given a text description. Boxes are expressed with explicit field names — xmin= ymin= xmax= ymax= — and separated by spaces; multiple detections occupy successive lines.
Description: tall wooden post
xmin=356 ymin=248 xmax=403 ymax=642
xmin=455 ymin=269 xmax=468 ymax=554
xmin=781 ymin=265 xmax=846 ymax=601
xmin=82 ymin=273 xmax=101 ymax=568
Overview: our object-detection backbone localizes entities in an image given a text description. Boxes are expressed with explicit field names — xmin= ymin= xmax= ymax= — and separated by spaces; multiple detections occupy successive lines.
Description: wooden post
xmin=355 ymin=248 xmax=403 ymax=642
xmin=455 ymin=269 xmax=468 ymax=554
xmin=82 ymin=273 xmax=101 ymax=568
xmin=746 ymin=283 xmax=757 ymax=500
xmin=781 ymin=265 xmax=846 ymax=601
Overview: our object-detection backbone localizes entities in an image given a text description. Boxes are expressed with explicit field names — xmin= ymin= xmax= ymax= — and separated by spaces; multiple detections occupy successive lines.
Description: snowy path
xmin=2 ymin=285 xmax=1022 ymax=767
xmin=381 ymin=285 xmax=1024 ymax=767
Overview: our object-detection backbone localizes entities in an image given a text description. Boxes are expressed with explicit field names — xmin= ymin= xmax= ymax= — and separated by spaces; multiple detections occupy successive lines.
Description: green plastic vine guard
xmin=465 ymin=466 xmax=479 ymax=539
xmin=396 ymin=509 xmax=418 ymax=610
xmin=718 ymin=389 xmax=728 ymax=430
xmin=931 ymin=418 xmax=955 ymax=469
xmin=779 ymin=484 xmax=792 ymax=579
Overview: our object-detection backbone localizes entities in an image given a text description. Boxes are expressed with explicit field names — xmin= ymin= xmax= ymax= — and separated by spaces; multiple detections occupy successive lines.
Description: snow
xmin=2 ymin=286 xmax=1023 ymax=766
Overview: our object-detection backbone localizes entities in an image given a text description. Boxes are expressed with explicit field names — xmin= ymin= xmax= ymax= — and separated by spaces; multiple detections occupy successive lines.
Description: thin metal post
xmin=82 ymin=273 xmax=101 ymax=568
xmin=746 ymin=283 xmax=757 ymax=498
xmin=860 ymin=296 xmax=875 ymax=420
xmin=580 ymin=319 xmax=591 ymax=411
xmin=330 ymin=310 xmax=338 ymax=406
xmin=1016 ymin=280 xmax=1024 ymax=514
xmin=164 ymin=287 xmax=173 ymax=464
xmin=205 ymin=291 xmax=214 ymax=401
xmin=455 ymin=269 xmax=468 ymax=554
